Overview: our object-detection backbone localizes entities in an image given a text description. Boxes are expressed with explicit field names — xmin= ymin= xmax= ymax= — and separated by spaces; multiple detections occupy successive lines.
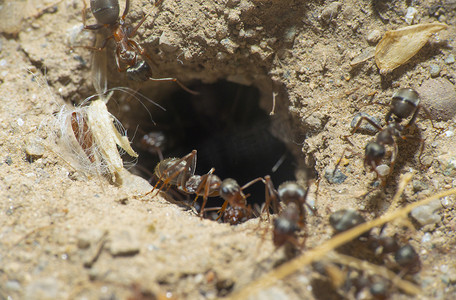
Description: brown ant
xmin=350 ymin=88 xmax=422 ymax=180
xmin=80 ymin=0 xmax=197 ymax=94
xmin=150 ymin=150 xmax=263 ymax=223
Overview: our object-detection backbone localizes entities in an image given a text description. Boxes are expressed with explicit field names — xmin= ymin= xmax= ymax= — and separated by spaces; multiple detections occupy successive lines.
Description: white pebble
xmin=375 ymin=164 xmax=390 ymax=177
xmin=421 ymin=232 xmax=432 ymax=243
xmin=411 ymin=200 xmax=442 ymax=225
xmin=17 ymin=118 xmax=24 ymax=126
xmin=405 ymin=7 xmax=418 ymax=25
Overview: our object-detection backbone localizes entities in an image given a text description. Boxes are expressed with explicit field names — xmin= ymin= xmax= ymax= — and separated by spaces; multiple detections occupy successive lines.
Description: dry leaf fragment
xmin=375 ymin=22 xmax=448 ymax=74
xmin=86 ymin=96 xmax=138 ymax=181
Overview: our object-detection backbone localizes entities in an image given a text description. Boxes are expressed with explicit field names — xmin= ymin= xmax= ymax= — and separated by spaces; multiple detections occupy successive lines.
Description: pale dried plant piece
xmin=85 ymin=94 xmax=138 ymax=181
xmin=375 ymin=22 xmax=448 ymax=74
xmin=55 ymin=42 xmax=146 ymax=183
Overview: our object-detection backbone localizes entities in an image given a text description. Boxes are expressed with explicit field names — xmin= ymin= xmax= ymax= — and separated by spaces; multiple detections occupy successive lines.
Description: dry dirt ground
xmin=1 ymin=0 xmax=456 ymax=299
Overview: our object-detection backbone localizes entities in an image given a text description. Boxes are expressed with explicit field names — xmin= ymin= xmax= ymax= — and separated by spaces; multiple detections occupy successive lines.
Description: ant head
xmin=127 ymin=60 xmax=152 ymax=81
xmin=277 ymin=181 xmax=307 ymax=205
xmin=365 ymin=142 xmax=385 ymax=165
xmin=220 ymin=178 xmax=241 ymax=200
xmin=91 ymin=0 xmax=120 ymax=25
xmin=394 ymin=244 xmax=420 ymax=273
xmin=390 ymin=88 xmax=420 ymax=120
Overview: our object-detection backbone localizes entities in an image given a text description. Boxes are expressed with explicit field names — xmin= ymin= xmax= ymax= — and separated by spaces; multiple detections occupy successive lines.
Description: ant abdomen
xmin=390 ymin=88 xmax=420 ymax=120
xmin=90 ymin=0 xmax=120 ymax=25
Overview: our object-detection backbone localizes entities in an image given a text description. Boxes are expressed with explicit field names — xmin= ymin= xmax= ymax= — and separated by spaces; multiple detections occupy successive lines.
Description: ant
xmin=261 ymin=177 xmax=316 ymax=248
xmin=350 ymin=88 xmax=423 ymax=180
xmin=80 ymin=0 xmax=197 ymax=94
xmin=151 ymin=150 xmax=263 ymax=223
xmin=329 ymin=209 xmax=421 ymax=274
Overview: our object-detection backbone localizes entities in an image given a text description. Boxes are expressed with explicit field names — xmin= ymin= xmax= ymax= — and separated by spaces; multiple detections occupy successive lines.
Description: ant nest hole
xmin=109 ymin=79 xmax=316 ymax=221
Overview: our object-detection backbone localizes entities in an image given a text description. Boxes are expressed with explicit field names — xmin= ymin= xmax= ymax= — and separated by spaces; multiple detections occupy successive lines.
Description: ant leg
xmin=127 ymin=40 xmax=199 ymax=95
xmin=128 ymin=0 xmax=165 ymax=35
xmin=196 ymin=171 xmax=215 ymax=217
xmin=72 ymin=36 xmax=113 ymax=52
xmin=115 ymin=47 xmax=126 ymax=72
xmin=389 ymin=141 xmax=398 ymax=175
xmin=81 ymin=0 xmax=104 ymax=30
xmin=417 ymin=137 xmax=427 ymax=169
xmin=241 ymin=177 xmax=265 ymax=190
xmin=128 ymin=12 xmax=151 ymax=37
xmin=177 ymin=150 xmax=198 ymax=189
xmin=121 ymin=0 xmax=131 ymax=21
xmin=417 ymin=105 xmax=445 ymax=133
xmin=149 ymin=77 xmax=200 ymax=95
xmin=332 ymin=148 xmax=347 ymax=177
xmin=262 ymin=175 xmax=279 ymax=217
xmin=384 ymin=110 xmax=393 ymax=124
xmin=351 ymin=116 xmax=383 ymax=134
xmin=216 ymin=200 xmax=229 ymax=220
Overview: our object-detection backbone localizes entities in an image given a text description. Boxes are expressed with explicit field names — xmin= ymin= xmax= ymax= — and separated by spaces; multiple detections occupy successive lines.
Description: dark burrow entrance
xmin=132 ymin=81 xmax=297 ymax=218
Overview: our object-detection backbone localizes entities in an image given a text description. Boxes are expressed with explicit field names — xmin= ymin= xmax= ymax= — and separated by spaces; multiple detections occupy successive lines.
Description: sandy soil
xmin=1 ymin=0 xmax=456 ymax=299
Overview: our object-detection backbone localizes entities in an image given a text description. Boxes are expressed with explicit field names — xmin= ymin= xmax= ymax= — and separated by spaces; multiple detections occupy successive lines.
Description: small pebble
xmin=5 ymin=156 xmax=13 ymax=165
xmin=444 ymin=163 xmax=456 ymax=177
xmin=5 ymin=280 xmax=21 ymax=291
xmin=109 ymin=230 xmax=140 ymax=257
xmin=350 ymin=112 xmax=381 ymax=134
xmin=444 ymin=54 xmax=455 ymax=64
xmin=405 ymin=7 xmax=418 ymax=25
xmin=375 ymin=164 xmax=390 ymax=177
xmin=421 ymin=232 xmax=432 ymax=243
xmin=320 ymin=2 xmax=342 ymax=23
xmin=418 ymin=78 xmax=456 ymax=121
xmin=220 ymin=38 xmax=239 ymax=54
xmin=254 ymin=287 xmax=289 ymax=300
xmin=24 ymin=136 xmax=45 ymax=162
xmin=429 ymin=64 xmax=440 ymax=77
xmin=411 ymin=199 xmax=442 ymax=225
xmin=324 ymin=168 xmax=347 ymax=184
xmin=366 ymin=29 xmax=382 ymax=44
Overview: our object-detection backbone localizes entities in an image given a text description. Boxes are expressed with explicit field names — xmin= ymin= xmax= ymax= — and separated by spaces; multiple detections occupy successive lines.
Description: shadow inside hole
xmin=135 ymin=81 xmax=297 ymax=209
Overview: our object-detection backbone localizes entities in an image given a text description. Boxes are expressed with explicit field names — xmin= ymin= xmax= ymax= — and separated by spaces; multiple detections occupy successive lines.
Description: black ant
xmin=261 ymin=177 xmax=316 ymax=248
xmin=80 ymin=0 xmax=197 ymax=94
xmin=150 ymin=150 xmax=263 ymax=223
xmin=329 ymin=209 xmax=421 ymax=274
xmin=350 ymin=88 xmax=422 ymax=180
